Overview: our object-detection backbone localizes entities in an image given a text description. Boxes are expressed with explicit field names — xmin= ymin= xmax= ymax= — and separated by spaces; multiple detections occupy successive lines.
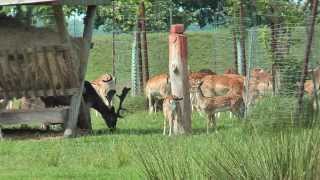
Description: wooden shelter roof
xmin=0 ymin=0 xmax=111 ymax=6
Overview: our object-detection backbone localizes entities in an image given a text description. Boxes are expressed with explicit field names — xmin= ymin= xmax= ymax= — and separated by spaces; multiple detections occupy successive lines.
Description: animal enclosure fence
xmin=110 ymin=3 xmax=319 ymax=125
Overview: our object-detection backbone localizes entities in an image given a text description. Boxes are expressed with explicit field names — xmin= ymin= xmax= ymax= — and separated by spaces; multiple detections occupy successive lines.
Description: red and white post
xmin=169 ymin=24 xmax=192 ymax=134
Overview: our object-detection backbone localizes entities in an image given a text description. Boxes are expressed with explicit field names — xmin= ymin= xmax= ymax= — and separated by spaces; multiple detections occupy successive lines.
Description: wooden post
xmin=296 ymin=0 xmax=318 ymax=118
xmin=77 ymin=97 xmax=92 ymax=131
xmin=169 ymin=24 xmax=191 ymax=135
xmin=239 ymin=0 xmax=247 ymax=76
xmin=139 ymin=1 xmax=150 ymax=86
xmin=64 ymin=6 xmax=97 ymax=137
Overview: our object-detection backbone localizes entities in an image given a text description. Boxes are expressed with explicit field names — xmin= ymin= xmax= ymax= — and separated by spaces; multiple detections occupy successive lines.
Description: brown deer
xmin=162 ymin=95 xmax=183 ymax=136
xmin=145 ymin=73 xmax=171 ymax=114
xmin=41 ymin=81 xmax=130 ymax=131
xmin=190 ymin=80 xmax=244 ymax=133
xmin=304 ymin=67 xmax=320 ymax=110
xmin=189 ymin=70 xmax=216 ymax=111
xmin=91 ymin=73 xmax=116 ymax=108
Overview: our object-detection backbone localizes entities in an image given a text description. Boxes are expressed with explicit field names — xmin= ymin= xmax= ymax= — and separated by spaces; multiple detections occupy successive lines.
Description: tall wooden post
xmin=64 ymin=6 xmax=97 ymax=137
xmin=169 ymin=24 xmax=191 ymax=135
xmin=139 ymin=1 xmax=149 ymax=86
xmin=297 ymin=0 xmax=319 ymax=117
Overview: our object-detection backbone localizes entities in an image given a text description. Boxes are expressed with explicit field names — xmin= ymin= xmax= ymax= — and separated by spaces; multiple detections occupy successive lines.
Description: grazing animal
xmin=190 ymin=80 xmax=244 ymax=133
xmin=244 ymin=68 xmax=273 ymax=107
xmin=162 ymin=96 xmax=183 ymax=136
xmin=145 ymin=74 xmax=171 ymax=114
xmin=200 ymin=75 xmax=244 ymax=97
xmin=91 ymin=73 xmax=116 ymax=108
xmin=41 ymin=81 xmax=130 ymax=131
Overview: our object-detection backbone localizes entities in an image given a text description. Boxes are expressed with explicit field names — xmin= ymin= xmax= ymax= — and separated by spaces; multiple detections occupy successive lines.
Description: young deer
xmin=162 ymin=95 xmax=183 ymax=136
xmin=190 ymin=80 xmax=244 ymax=133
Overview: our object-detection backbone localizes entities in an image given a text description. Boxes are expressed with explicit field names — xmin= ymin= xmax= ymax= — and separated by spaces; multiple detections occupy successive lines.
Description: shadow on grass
xmin=91 ymin=124 xmax=235 ymax=136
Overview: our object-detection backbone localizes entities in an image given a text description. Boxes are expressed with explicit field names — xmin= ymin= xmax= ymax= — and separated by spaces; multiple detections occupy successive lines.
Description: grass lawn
xmin=0 ymin=31 xmax=319 ymax=179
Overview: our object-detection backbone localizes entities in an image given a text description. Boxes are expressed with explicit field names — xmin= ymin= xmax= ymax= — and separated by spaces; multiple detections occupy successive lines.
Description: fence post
xmin=131 ymin=32 xmax=139 ymax=96
xmin=169 ymin=24 xmax=192 ymax=135
xmin=296 ymin=0 xmax=319 ymax=119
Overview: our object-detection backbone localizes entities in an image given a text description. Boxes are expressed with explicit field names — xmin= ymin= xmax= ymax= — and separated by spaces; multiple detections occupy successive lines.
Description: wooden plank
xmin=52 ymin=48 xmax=65 ymax=96
xmin=43 ymin=46 xmax=57 ymax=96
xmin=64 ymin=6 xmax=97 ymax=138
xmin=14 ymin=50 xmax=28 ymax=97
xmin=0 ymin=88 xmax=80 ymax=99
xmin=0 ymin=107 xmax=68 ymax=125
xmin=0 ymin=50 xmax=10 ymax=99
xmin=4 ymin=50 xmax=20 ymax=97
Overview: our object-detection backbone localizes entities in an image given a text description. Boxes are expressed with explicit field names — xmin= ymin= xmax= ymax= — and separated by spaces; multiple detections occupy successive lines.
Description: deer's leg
xmin=148 ymin=96 xmax=153 ymax=114
xmin=163 ymin=118 xmax=166 ymax=135
xmin=212 ymin=115 xmax=218 ymax=133
xmin=0 ymin=126 xmax=3 ymax=139
xmin=154 ymin=99 xmax=158 ymax=113
xmin=207 ymin=114 xmax=211 ymax=134
xmin=169 ymin=118 xmax=173 ymax=136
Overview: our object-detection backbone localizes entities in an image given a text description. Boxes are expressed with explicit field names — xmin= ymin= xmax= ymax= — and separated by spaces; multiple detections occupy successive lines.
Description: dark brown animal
xmin=41 ymin=81 xmax=130 ymax=131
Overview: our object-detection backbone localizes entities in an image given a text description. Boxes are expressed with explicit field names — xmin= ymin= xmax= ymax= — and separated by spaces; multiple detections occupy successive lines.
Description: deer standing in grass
xmin=190 ymin=80 xmax=244 ymax=133
xmin=145 ymin=73 xmax=171 ymax=114
xmin=162 ymin=95 xmax=183 ymax=136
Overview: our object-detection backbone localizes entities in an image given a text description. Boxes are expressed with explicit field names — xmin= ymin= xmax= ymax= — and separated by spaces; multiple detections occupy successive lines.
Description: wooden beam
xmin=0 ymin=88 xmax=79 ymax=99
xmin=0 ymin=108 xmax=68 ymax=125
xmin=64 ymin=6 xmax=97 ymax=137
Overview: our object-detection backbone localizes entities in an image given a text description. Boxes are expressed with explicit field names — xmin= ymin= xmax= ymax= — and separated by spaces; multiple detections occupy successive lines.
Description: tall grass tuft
xmin=136 ymin=129 xmax=320 ymax=179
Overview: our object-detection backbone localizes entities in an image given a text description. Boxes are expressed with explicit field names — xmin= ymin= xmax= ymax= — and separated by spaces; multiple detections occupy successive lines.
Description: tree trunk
xmin=296 ymin=0 xmax=319 ymax=117
xmin=139 ymin=1 xmax=150 ymax=86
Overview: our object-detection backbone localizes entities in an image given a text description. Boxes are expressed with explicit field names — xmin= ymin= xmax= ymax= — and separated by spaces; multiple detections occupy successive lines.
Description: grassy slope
xmin=0 ymin=32 xmax=232 ymax=179
xmin=0 ymin=31 xmax=318 ymax=179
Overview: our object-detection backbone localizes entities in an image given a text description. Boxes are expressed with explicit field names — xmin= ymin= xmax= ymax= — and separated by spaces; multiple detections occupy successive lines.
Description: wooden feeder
xmin=0 ymin=0 xmax=110 ymax=137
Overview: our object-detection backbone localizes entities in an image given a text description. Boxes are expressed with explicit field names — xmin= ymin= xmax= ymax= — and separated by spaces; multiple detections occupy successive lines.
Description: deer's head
xmin=101 ymin=87 xmax=131 ymax=131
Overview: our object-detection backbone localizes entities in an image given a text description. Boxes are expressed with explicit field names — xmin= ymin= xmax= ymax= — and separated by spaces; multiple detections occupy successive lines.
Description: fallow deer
xmin=91 ymin=73 xmax=116 ymax=108
xmin=145 ymin=73 xmax=171 ymax=114
xmin=162 ymin=95 xmax=183 ymax=136
xmin=189 ymin=70 xmax=216 ymax=111
xmin=41 ymin=81 xmax=130 ymax=131
xmin=200 ymin=74 xmax=244 ymax=97
xmin=190 ymin=80 xmax=244 ymax=133
xmin=304 ymin=67 xmax=320 ymax=110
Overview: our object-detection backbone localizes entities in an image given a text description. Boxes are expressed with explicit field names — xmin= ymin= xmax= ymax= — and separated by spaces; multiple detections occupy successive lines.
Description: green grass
xmin=0 ymin=31 xmax=319 ymax=179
